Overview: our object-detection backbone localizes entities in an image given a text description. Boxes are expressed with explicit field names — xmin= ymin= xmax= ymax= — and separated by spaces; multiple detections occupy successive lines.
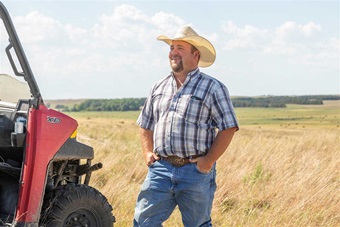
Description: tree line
xmin=231 ymin=95 xmax=339 ymax=108
xmin=53 ymin=95 xmax=339 ymax=112
xmin=55 ymin=98 xmax=146 ymax=112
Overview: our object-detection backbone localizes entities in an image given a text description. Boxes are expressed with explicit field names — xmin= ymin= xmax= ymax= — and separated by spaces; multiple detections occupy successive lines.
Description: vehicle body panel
xmin=16 ymin=105 xmax=78 ymax=223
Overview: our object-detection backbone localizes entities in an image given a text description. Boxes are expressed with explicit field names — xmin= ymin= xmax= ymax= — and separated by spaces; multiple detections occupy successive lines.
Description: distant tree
xmin=63 ymin=95 xmax=338 ymax=111
xmin=55 ymin=104 xmax=65 ymax=111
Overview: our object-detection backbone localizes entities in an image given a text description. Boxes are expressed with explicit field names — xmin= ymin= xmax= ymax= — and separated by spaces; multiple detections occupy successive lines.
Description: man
xmin=134 ymin=25 xmax=238 ymax=226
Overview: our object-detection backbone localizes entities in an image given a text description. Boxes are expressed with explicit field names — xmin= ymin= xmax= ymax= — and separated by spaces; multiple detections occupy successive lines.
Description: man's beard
xmin=170 ymin=60 xmax=183 ymax=73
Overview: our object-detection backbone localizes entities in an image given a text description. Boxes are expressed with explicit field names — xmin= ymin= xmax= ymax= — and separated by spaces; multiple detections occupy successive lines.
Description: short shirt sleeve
xmin=210 ymin=83 xmax=239 ymax=131
xmin=137 ymin=87 xmax=155 ymax=130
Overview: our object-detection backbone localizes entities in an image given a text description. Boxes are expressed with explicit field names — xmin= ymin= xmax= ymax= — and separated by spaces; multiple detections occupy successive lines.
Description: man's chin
xmin=171 ymin=63 xmax=183 ymax=73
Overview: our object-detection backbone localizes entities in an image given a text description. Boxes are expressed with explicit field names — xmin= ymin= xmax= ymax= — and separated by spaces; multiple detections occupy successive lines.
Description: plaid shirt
xmin=137 ymin=68 xmax=238 ymax=158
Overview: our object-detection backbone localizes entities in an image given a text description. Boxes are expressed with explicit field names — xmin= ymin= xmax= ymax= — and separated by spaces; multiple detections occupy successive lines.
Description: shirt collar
xmin=188 ymin=68 xmax=200 ymax=78
xmin=170 ymin=67 xmax=200 ymax=80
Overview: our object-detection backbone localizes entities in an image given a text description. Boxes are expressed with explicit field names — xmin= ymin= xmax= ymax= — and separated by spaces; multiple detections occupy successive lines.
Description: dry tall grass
xmin=75 ymin=116 xmax=339 ymax=226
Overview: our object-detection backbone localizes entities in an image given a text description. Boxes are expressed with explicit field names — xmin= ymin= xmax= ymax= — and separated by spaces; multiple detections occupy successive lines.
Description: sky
xmin=0 ymin=0 xmax=339 ymax=99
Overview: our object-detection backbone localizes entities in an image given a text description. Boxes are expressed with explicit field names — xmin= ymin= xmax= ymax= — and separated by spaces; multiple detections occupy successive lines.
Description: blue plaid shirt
xmin=137 ymin=68 xmax=238 ymax=158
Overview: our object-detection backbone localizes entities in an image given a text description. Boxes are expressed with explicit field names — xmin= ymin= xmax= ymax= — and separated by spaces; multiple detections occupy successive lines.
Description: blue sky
xmin=1 ymin=0 xmax=339 ymax=99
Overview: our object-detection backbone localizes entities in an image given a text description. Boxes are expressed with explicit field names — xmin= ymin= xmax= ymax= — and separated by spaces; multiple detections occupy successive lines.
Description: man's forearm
xmin=191 ymin=127 xmax=237 ymax=173
xmin=140 ymin=128 xmax=154 ymax=153
xmin=140 ymin=127 xmax=159 ymax=166
xmin=205 ymin=127 xmax=237 ymax=163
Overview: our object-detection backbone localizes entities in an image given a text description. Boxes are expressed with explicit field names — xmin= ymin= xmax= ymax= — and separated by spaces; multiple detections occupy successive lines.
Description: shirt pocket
xmin=177 ymin=94 xmax=209 ymax=125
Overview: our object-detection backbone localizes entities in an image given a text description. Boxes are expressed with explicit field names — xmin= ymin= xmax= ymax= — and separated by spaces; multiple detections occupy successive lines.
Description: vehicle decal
xmin=47 ymin=116 xmax=61 ymax=124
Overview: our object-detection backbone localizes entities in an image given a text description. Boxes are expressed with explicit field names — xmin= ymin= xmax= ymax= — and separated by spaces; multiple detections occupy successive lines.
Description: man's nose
xmin=170 ymin=48 xmax=179 ymax=55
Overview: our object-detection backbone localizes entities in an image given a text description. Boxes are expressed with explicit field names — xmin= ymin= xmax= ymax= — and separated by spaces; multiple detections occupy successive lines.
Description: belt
xmin=160 ymin=155 xmax=202 ymax=167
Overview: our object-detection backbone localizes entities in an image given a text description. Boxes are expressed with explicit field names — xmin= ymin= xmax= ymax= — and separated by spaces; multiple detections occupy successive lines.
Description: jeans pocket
xmin=195 ymin=163 xmax=211 ymax=175
xmin=148 ymin=159 xmax=161 ymax=168
xmin=148 ymin=161 xmax=156 ymax=168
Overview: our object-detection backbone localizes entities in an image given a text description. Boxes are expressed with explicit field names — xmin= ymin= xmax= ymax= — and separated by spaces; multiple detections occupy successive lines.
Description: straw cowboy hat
xmin=157 ymin=25 xmax=216 ymax=67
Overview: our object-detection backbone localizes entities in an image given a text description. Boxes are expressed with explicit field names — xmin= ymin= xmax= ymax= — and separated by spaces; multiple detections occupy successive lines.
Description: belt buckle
xmin=168 ymin=156 xmax=188 ymax=167
xmin=174 ymin=157 xmax=185 ymax=167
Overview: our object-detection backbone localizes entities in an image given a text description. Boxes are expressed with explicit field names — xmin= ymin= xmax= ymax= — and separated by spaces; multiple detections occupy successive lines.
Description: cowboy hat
xmin=157 ymin=25 xmax=216 ymax=67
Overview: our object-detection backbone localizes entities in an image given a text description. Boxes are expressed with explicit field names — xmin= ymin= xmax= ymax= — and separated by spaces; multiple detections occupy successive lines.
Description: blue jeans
xmin=133 ymin=160 xmax=217 ymax=227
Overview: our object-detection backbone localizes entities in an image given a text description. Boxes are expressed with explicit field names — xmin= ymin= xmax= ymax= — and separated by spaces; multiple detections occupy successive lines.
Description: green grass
xmin=235 ymin=100 xmax=339 ymax=128
xmin=68 ymin=110 xmax=140 ymax=121
xmin=67 ymin=100 xmax=339 ymax=128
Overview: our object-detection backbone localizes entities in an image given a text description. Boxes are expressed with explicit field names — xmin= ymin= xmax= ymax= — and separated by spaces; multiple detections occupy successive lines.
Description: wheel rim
xmin=64 ymin=209 xmax=99 ymax=227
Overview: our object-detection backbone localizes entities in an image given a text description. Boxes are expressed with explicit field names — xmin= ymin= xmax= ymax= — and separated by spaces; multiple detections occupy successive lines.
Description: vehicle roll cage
xmin=0 ymin=1 xmax=42 ymax=107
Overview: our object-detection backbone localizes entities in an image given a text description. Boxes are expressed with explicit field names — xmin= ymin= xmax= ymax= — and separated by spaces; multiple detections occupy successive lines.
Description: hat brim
xmin=157 ymin=35 xmax=216 ymax=68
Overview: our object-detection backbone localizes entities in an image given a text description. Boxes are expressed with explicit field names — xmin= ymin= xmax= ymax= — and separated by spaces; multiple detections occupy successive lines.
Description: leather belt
xmin=160 ymin=155 xmax=202 ymax=167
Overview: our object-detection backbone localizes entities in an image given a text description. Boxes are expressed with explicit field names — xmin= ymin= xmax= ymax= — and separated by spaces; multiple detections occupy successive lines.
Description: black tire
xmin=40 ymin=184 xmax=115 ymax=227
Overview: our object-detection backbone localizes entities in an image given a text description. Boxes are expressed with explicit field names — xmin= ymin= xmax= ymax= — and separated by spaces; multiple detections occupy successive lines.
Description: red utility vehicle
xmin=0 ymin=2 xmax=115 ymax=226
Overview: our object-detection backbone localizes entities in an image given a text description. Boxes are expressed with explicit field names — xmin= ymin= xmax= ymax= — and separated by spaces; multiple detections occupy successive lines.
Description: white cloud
xmin=220 ymin=19 xmax=338 ymax=77
xmin=112 ymin=4 xmax=149 ymax=22
xmin=221 ymin=20 xmax=323 ymax=55
xmin=263 ymin=22 xmax=338 ymax=71
xmin=264 ymin=21 xmax=322 ymax=55
xmin=13 ymin=11 xmax=64 ymax=43
xmin=92 ymin=4 xmax=156 ymax=50
xmin=317 ymin=37 xmax=340 ymax=51
xmin=151 ymin=11 xmax=185 ymax=33
xmin=289 ymin=37 xmax=340 ymax=70
xmin=64 ymin=23 xmax=88 ymax=43
xmin=275 ymin=21 xmax=321 ymax=41
xmin=221 ymin=20 xmax=269 ymax=50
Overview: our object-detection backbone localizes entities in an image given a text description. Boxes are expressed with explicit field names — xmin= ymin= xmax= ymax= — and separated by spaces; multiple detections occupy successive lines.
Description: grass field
xmin=67 ymin=100 xmax=339 ymax=226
